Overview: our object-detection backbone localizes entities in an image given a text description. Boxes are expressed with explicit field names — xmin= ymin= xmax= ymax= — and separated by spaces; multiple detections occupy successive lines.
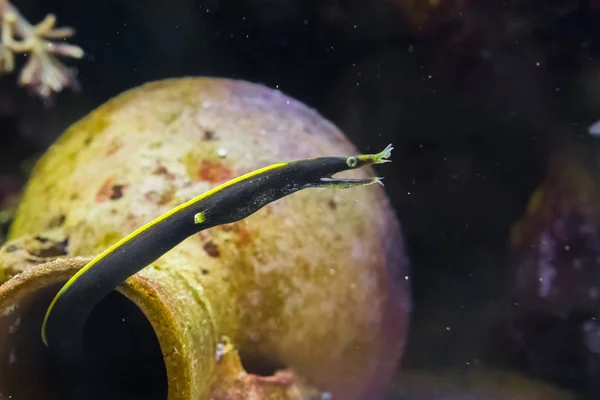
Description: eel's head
xmin=315 ymin=143 xmax=394 ymax=189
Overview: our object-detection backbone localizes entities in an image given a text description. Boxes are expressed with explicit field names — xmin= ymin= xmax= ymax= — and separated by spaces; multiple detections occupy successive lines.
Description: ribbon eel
xmin=41 ymin=143 xmax=394 ymax=366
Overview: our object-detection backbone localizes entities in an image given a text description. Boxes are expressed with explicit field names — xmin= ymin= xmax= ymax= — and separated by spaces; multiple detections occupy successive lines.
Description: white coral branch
xmin=0 ymin=0 xmax=84 ymax=102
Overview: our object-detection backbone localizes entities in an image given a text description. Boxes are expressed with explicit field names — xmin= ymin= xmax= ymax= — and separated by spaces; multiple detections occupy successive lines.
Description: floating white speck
xmin=215 ymin=343 xmax=225 ymax=362
xmin=537 ymin=232 xmax=556 ymax=297
xmin=8 ymin=348 xmax=16 ymax=364
xmin=583 ymin=320 xmax=600 ymax=354
xmin=8 ymin=317 xmax=21 ymax=335
xmin=217 ymin=148 xmax=228 ymax=158
xmin=589 ymin=120 xmax=600 ymax=136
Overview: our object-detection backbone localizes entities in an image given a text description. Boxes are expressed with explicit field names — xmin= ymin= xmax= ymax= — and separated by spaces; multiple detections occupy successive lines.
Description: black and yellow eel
xmin=41 ymin=144 xmax=393 ymax=369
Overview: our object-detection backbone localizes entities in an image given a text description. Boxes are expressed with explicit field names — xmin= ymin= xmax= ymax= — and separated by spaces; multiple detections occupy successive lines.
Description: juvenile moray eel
xmin=42 ymin=144 xmax=394 ymax=369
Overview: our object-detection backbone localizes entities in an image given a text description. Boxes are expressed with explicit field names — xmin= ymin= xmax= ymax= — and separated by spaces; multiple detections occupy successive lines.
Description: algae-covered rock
xmin=1 ymin=78 xmax=409 ymax=400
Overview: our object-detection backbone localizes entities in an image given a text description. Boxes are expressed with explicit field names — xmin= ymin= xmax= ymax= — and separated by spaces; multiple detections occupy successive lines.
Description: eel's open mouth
xmin=320 ymin=143 xmax=393 ymax=188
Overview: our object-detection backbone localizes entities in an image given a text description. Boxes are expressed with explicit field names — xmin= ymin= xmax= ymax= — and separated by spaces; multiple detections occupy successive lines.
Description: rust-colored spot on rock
xmin=96 ymin=178 xmax=114 ymax=202
xmin=203 ymin=241 xmax=220 ymax=257
xmin=235 ymin=224 xmax=253 ymax=247
xmin=219 ymin=223 xmax=253 ymax=247
xmin=220 ymin=224 xmax=235 ymax=232
xmin=197 ymin=231 xmax=209 ymax=242
xmin=153 ymin=165 xmax=176 ymax=180
xmin=106 ymin=138 xmax=124 ymax=156
xmin=96 ymin=177 xmax=127 ymax=202
xmin=198 ymin=160 xmax=233 ymax=183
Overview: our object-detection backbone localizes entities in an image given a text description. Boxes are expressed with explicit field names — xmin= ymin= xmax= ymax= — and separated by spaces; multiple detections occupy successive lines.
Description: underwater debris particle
xmin=248 ymin=331 xmax=261 ymax=342
xmin=203 ymin=241 xmax=220 ymax=257
xmin=8 ymin=317 xmax=20 ymax=334
xmin=8 ymin=348 xmax=16 ymax=364
xmin=217 ymin=148 xmax=228 ymax=158
xmin=198 ymin=160 xmax=233 ymax=183
xmin=583 ymin=320 xmax=600 ymax=354
xmin=2 ymin=304 xmax=18 ymax=316
xmin=215 ymin=336 xmax=233 ymax=362
xmin=216 ymin=342 xmax=225 ymax=362
xmin=201 ymin=269 xmax=209 ymax=275
xmin=589 ymin=120 xmax=600 ymax=136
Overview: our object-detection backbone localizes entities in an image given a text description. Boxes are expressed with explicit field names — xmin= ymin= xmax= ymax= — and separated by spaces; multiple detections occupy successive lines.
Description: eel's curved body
xmin=42 ymin=144 xmax=393 ymax=369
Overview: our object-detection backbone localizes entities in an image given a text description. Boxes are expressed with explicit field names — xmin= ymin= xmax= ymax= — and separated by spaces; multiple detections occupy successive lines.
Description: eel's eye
xmin=346 ymin=157 xmax=358 ymax=168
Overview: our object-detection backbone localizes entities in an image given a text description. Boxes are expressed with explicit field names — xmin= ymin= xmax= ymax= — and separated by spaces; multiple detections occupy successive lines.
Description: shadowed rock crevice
xmin=0 ymin=281 xmax=167 ymax=400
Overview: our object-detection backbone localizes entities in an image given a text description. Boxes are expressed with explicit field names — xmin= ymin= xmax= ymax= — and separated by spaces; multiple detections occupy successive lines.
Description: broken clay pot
xmin=0 ymin=77 xmax=410 ymax=400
